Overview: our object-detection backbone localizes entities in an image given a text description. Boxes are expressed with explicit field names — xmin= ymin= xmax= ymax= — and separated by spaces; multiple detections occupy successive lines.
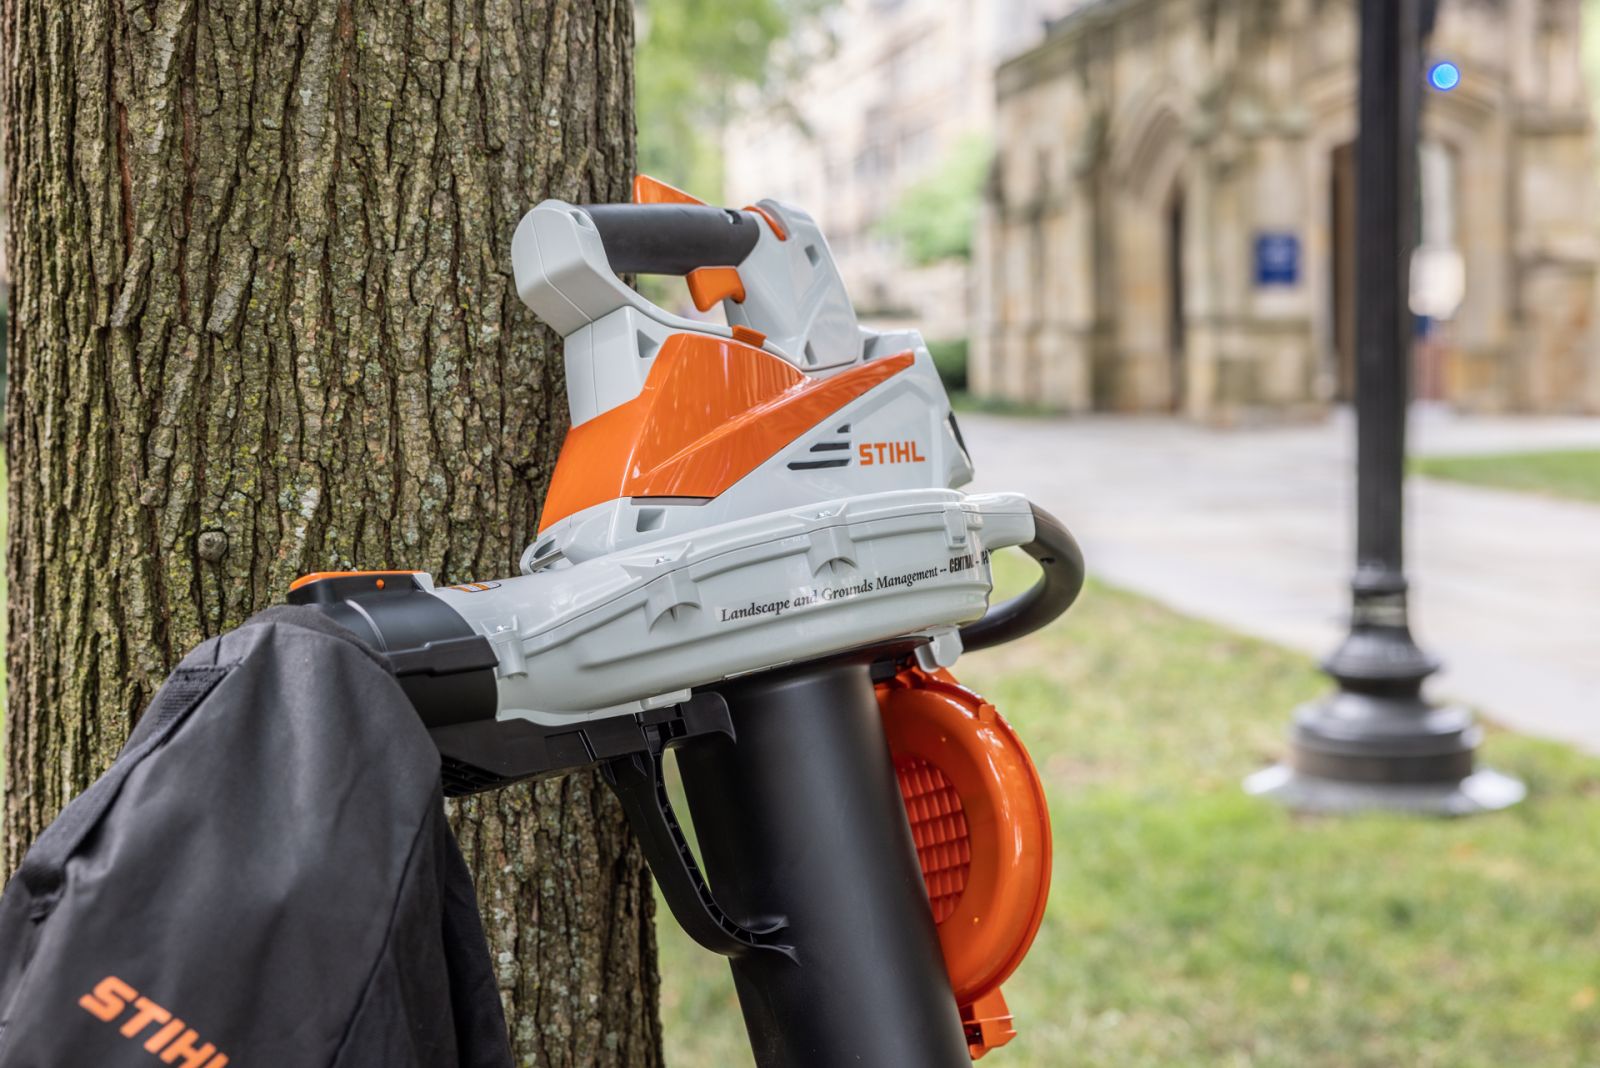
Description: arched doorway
xmin=1109 ymin=93 xmax=1191 ymax=412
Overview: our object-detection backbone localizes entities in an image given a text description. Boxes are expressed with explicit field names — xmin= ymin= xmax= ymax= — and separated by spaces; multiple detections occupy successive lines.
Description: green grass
xmin=1414 ymin=450 xmax=1600 ymax=504
xmin=658 ymin=554 xmax=1600 ymax=1067
xmin=949 ymin=389 xmax=1058 ymax=418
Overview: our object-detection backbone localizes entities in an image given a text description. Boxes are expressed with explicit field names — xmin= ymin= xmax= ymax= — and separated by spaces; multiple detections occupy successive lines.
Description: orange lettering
xmin=875 ymin=443 xmax=889 ymax=464
xmin=80 ymin=976 xmax=137 ymax=1023
xmin=858 ymin=443 xmax=874 ymax=466
xmin=912 ymin=441 xmax=926 ymax=462
xmin=121 ymin=996 xmax=172 ymax=1039
xmin=146 ymin=1018 xmax=187 ymax=1053
xmin=159 ymin=1029 xmax=218 ymax=1068
xmin=79 ymin=978 xmax=227 ymax=1066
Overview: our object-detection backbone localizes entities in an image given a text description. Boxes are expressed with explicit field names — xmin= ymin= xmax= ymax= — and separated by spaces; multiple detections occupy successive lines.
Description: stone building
xmin=974 ymin=0 xmax=1600 ymax=417
xmin=724 ymin=0 xmax=1076 ymax=343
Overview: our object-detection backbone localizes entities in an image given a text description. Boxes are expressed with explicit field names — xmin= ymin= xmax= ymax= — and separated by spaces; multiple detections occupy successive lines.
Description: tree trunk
xmin=2 ymin=1 xmax=662 ymax=1064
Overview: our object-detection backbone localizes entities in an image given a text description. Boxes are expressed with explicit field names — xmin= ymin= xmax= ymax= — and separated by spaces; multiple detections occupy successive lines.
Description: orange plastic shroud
xmin=632 ymin=173 xmax=701 ymax=206
xmin=538 ymin=334 xmax=913 ymax=531
xmin=878 ymin=665 xmax=1053 ymax=1059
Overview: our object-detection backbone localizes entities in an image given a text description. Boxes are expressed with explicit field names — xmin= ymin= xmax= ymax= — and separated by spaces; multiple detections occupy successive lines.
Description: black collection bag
xmin=0 ymin=606 xmax=513 ymax=1067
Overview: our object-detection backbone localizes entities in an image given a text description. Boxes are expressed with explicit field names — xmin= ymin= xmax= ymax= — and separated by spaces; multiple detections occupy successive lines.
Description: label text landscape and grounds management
xmin=716 ymin=552 xmax=988 ymax=624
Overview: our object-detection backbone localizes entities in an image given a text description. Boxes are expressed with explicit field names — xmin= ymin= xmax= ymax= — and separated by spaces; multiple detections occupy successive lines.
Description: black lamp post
xmin=1246 ymin=0 xmax=1523 ymax=814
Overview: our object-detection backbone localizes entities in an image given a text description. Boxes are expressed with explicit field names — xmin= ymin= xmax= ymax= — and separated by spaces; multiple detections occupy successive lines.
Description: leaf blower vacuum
xmin=287 ymin=176 xmax=1085 ymax=1067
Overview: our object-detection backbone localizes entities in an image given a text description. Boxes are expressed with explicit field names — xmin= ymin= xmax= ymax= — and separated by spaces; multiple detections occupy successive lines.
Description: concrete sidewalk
xmin=963 ymin=407 xmax=1600 ymax=754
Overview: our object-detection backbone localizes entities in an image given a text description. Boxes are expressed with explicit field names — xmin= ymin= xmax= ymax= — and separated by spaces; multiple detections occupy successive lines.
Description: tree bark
xmin=2 ymin=1 xmax=662 ymax=1064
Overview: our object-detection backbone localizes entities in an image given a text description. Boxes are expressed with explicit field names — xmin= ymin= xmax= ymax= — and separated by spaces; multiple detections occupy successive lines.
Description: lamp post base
xmin=1248 ymin=572 xmax=1526 ymax=817
xmin=1246 ymin=689 xmax=1526 ymax=815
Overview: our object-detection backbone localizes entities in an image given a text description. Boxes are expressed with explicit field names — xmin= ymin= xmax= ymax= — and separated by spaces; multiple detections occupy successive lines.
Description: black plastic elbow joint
xmin=287 ymin=572 xmax=502 ymax=734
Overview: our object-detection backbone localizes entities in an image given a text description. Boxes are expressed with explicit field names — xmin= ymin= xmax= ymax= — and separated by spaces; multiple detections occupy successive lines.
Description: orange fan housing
xmin=878 ymin=665 xmax=1053 ymax=1059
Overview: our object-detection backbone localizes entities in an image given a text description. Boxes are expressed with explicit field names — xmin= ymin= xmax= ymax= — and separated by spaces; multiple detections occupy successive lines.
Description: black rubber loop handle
xmin=959 ymin=502 xmax=1085 ymax=653
xmin=579 ymin=203 xmax=761 ymax=276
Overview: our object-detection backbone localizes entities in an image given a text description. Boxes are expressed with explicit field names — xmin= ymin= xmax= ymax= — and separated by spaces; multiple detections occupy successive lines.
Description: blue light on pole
xmin=1429 ymin=61 xmax=1461 ymax=92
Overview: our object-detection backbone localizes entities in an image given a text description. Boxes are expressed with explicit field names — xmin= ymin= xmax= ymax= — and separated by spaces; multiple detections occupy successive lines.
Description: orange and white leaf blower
xmin=288 ymin=176 xmax=1084 ymax=1067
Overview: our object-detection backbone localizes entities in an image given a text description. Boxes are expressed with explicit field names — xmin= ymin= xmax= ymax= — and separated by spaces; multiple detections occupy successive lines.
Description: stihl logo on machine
xmin=858 ymin=440 xmax=927 ymax=465
xmin=78 ymin=976 xmax=230 ymax=1067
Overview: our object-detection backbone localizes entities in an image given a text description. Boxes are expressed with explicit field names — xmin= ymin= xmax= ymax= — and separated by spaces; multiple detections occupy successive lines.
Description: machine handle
xmin=959 ymin=503 xmax=1085 ymax=654
xmin=580 ymin=203 xmax=761 ymax=276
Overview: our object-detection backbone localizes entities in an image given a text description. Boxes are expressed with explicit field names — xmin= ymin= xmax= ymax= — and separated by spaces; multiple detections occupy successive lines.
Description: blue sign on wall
xmin=1254 ymin=232 xmax=1301 ymax=287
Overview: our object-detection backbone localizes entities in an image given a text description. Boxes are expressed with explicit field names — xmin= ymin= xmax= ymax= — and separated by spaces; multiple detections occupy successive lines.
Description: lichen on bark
xmin=3 ymin=0 xmax=661 ymax=1063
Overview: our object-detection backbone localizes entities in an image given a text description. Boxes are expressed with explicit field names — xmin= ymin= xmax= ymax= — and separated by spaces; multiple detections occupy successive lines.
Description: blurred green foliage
xmin=874 ymin=135 xmax=992 ymax=266
xmin=925 ymin=337 xmax=968 ymax=393
xmin=635 ymin=0 xmax=834 ymax=202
